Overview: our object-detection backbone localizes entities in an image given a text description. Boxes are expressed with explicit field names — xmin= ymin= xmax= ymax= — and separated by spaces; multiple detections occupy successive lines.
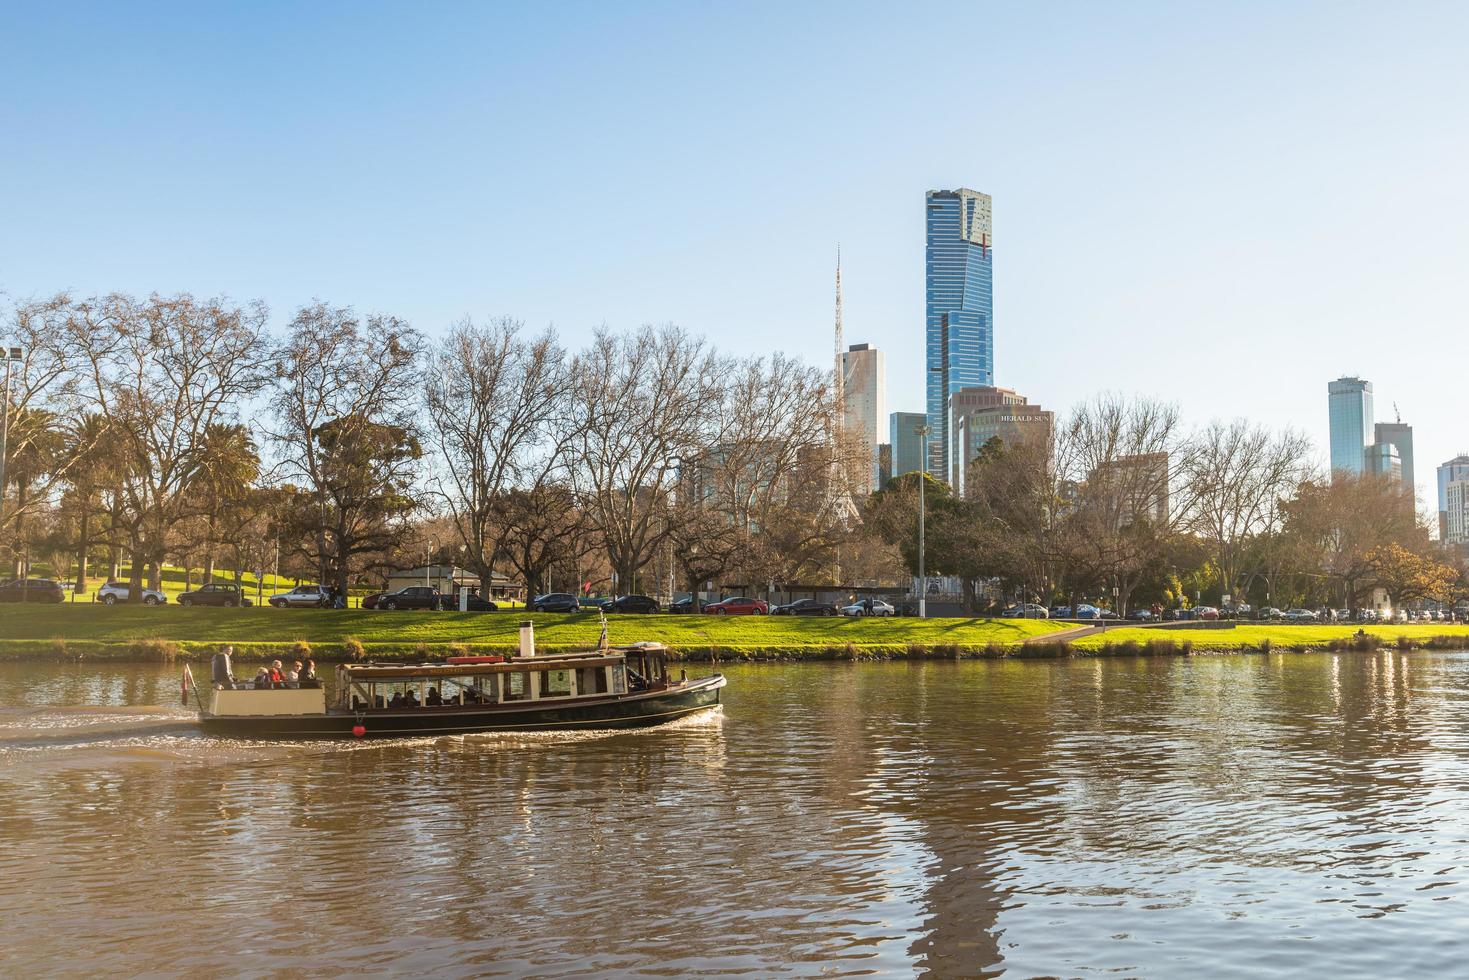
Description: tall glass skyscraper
xmin=1327 ymin=376 xmax=1373 ymax=477
xmin=925 ymin=188 xmax=993 ymax=478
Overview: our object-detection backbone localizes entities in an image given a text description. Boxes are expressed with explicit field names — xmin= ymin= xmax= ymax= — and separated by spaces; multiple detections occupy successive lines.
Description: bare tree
xmin=424 ymin=318 xmax=577 ymax=592
xmin=69 ymin=293 xmax=272 ymax=594
xmin=570 ymin=325 xmax=720 ymax=593
xmin=1183 ymin=419 xmax=1313 ymax=601
xmin=271 ymin=302 xmax=425 ymax=595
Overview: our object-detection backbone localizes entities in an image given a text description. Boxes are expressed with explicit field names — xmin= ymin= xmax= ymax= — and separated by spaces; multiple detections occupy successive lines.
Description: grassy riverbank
xmin=7 ymin=606 xmax=1469 ymax=662
xmin=0 ymin=605 xmax=1067 ymax=661
xmin=1066 ymin=623 xmax=1469 ymax=653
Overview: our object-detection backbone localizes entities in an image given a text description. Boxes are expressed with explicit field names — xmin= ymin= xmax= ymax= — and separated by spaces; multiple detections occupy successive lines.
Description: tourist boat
xmin=187 ymin=622 xmax=725 ymax=739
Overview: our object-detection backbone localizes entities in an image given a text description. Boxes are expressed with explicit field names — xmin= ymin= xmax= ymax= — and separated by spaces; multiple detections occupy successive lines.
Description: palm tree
xmin=190 ymin=423 xmax=260 ymax=583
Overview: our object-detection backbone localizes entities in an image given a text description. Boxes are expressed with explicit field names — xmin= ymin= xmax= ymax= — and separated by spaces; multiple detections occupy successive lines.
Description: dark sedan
xmin=0 ymin=578 xmax=65 ymax=603
xmin=771 ymin=598 xmax=838 ymax=617
xmin=528 ymin=593 xmax=581 ymax=613
xmin=177 ymin=583 xmax=253 ymax=607
xmin=607 ymin=594 xmax=659 ymax=614
xmin=375 ymin=586 xmax=446 ymax=610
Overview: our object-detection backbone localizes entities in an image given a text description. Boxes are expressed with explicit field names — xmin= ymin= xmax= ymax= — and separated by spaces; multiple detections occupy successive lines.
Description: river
xmin=2 ymin=652 xmax=1468 ymax=977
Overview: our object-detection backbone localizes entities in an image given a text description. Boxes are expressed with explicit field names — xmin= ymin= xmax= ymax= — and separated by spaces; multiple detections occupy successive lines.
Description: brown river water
xmin=2 ymin=652 xmax=1468 ymax=977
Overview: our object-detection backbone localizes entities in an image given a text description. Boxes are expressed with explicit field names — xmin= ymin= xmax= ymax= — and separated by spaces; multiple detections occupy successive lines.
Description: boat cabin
xmin=333 ymin=645 xmax=674 ymax=713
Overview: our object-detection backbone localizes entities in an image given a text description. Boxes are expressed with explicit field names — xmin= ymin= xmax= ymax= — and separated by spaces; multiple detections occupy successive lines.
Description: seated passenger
xmin=268 ymin=660 xmax=286 ymax=688
xmin=253 ymin=667 xmax=271 ymax=690
xmin=405 ymin=689 xmax=420 ymax=708
xmin=426 ymin=687 xmax=442 ymax=707
xmin=299 ymin=659 xmax=320 ymax=687
xmin=388 ymin=692 xmax=404 ymax=708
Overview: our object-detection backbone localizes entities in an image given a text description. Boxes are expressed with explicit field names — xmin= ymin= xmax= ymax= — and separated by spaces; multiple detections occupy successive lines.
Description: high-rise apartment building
xmin=925 ymin=188 xmax=993 ymax=478
xmin=841 ymin=343 xmax=886 ymax=491
xmin=1437 ymin=456 xmax=1469 ymax=538
xmin=1327 ymin=377 xmax=1374 ymax=477
xmin=1448 ymin=481 xmax=1469 ymax=545
xmin=1373 ymin=421 xmax=1415 ymax=492
xmin=890 ymin=412 xmax=929 ymax=479
xmin=946 ymin=385 xmax=1051 ymax=494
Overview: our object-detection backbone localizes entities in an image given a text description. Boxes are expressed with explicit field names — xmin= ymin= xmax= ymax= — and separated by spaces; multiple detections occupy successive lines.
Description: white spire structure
xmin=833 ymin=244 xmax=844 ymax=430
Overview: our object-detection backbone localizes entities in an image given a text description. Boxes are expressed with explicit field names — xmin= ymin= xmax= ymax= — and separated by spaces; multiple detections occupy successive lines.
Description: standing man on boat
xmin=211 ymin=646 xmax=237 ymax=690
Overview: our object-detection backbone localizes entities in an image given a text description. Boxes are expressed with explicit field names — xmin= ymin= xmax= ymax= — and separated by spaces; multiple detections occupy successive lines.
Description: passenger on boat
xmin=404 ymin=689 xmax=421 ymax=708
xmin=253 ymin=667 xmax=272 ymax=690
xmin=268 ymin=660 xmax=286 ymax=688
xmin=211 ymin=645 xmax=237 ymax=690
xmin=287 ymin=661 xmax=302 ymax=685
xmin=388 ymin=692 xmax=405 ymax=708
xmin=299 ymin=659 xmax=320 ymax=688
xmin=426 ymin=686 xmax=442 ymax=707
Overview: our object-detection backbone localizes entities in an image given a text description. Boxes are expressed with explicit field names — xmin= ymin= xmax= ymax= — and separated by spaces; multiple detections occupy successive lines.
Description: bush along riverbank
xmin=11 ymin=631 xmax=1469 ymax=664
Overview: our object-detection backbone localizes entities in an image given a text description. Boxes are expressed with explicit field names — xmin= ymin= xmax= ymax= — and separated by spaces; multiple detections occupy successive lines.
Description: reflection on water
xmin=3 ymin=653 xmax=1469 ymax=977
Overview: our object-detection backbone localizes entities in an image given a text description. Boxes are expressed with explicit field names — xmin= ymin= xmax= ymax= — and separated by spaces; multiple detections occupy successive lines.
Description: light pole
xmin=0 ymin=347 xmax=22 ymax=528
xmin=425 ymin=539 xmax=435 ymax=589
xmin=916 ymin=423 xmax=930 ymax=619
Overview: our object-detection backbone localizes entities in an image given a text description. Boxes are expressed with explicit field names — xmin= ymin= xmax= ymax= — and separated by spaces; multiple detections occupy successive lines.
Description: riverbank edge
xmin=5 ymin=632 xmax=1466 ymax=663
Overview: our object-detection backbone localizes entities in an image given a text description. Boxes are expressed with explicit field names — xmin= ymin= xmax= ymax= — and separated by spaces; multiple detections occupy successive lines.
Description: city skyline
xmin=4 ymin=4 xmax=1468 ymax=504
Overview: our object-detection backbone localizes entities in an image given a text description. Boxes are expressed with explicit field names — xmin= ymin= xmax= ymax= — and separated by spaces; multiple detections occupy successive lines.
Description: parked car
xmin=1128 ymin=609 xmax=1155 ymax=622
xmin=96 ymin=580 xmax=167 ymax=606
xmin=1073 ymin=604 xmax=1103 ymax=620
xmin=459 ymin=591 xmax=500 ymax=612
xmin=528 ymin=593 xmax=581 ymax=613
xmin=1195 ymin=606 xmax=1220 ymax=620
xmin=176 ymin=583 xmax=252 ymax=607
xmin=1001 ymin=603 xmax=1050 ymax=619
xmin=376 ymin=586 xmax=446 ymax=610
xmin=607 ymin=594 xmax=660 ymax=614
xmin=1281 ymin=608 xmax=1318 ymax=622
xmin=702 ymin=596 xmax=768 ymax=615
xmin=0 ymin=578 xmax=66 ymax=603
xmin=1049 ymin=605 xmax=1072 ymax=618
xmin=269 ymin=585 xmax=333 ymax=609
xmin=667 ymin=597 xmax=697 ymax=614
xmin=840 ymin=598 xmax=895 ymax=617
xmin=772 ymin=598 xmax=839 ymax=617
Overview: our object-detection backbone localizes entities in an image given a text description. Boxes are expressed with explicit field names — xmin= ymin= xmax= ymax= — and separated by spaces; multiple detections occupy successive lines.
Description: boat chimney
xmin=519 ymin=620 xmax=535 ymax=658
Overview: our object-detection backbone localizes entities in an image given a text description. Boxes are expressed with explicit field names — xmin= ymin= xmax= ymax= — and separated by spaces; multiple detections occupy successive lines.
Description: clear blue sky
xmin=4 ymin=1 xmax=1468 ymax=505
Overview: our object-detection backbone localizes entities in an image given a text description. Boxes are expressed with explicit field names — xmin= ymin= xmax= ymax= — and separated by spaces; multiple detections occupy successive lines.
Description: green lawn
xmin=1068 ymin=623 xmax=1469 ymax=651
xmin=0 ymin=604 xmax=1067 ymax=660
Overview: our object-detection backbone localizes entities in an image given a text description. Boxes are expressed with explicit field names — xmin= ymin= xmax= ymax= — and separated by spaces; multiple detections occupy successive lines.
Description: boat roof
xmin=340 ymin=644 xmax=666 ymax=679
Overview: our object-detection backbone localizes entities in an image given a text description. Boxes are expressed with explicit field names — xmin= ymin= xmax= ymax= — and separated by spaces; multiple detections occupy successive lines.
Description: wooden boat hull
xmin=199 ymin=674 xmax=725 ymax=739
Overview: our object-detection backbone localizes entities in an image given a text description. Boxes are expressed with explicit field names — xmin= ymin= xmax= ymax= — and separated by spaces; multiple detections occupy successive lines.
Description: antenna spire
xmin=834 ymin=244 xmax=844 ymax=431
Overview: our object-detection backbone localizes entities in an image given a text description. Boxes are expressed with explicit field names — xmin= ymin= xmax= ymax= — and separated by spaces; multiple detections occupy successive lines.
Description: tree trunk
xmin=148 ymin=559 xmax=162 ymax=592
xmin=203 ymin=550 xmax=215 ymax=585
xmin=127 ymin=535 xmax=145 ymax=596
xmin=75 ymin=509 xmax=91 ymax=596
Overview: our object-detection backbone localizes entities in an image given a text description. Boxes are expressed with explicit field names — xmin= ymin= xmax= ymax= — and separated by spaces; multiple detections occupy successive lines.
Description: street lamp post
xmin=425 ymin=539 xmax=435 ymax=589
xmin=0 ymin=347 xmax=22 ymax=528
xmin=916 ymin=423 xmax=931 ymax=619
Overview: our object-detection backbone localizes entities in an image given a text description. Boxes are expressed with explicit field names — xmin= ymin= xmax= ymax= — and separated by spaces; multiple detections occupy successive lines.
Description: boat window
xmin=611 ymin=664 xmax=627 ymax=695
xmin=576 ymin=666 xmax=608 ymax=695
xmin=538 ymin=669 xmax=573 ymax=698
xmin=503 ymin=671 xmax=532 ymax=702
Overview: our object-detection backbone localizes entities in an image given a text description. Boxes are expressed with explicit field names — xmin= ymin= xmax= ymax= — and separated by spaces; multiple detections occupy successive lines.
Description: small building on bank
xmin=385 ymin=565 xmax=525 ymax=600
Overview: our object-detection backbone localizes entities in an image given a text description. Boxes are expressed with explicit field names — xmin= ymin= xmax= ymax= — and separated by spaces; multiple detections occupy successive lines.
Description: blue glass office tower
xmin=926 ymin=188 xmax=993 ymax=478
xmin=1327 ymin=376 xmax=1373 ymax=477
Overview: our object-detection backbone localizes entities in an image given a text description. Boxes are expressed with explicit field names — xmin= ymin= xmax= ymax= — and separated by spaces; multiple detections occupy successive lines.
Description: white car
xmin=1281 ymin=608 xmax=1318 ymax=623
xmin=269 ymin=585 xmax=332 ymax=608
xmin=95 ymin=580 xmax=167 ymax=606
xmin=841 ymin=598 xmax=895 ymax=617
